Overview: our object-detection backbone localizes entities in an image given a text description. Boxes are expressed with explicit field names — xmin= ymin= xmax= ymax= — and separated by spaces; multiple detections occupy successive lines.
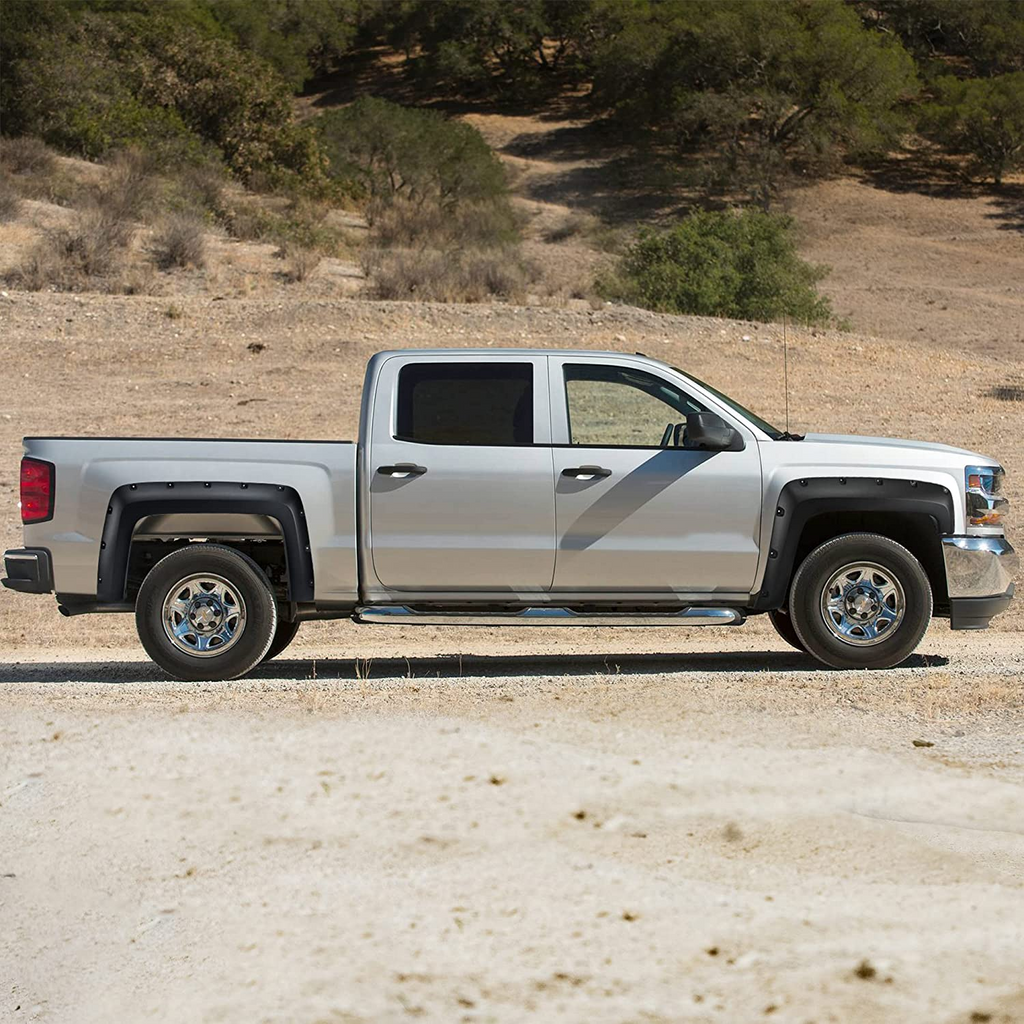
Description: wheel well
xmin=791 ymin=512 xmax=949 ymax=612
xmin=127 ymin=537 xmax=290 ymax=604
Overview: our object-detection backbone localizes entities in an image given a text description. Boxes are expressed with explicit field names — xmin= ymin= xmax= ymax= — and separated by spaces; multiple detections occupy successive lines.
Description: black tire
xmin=262 ymin=618 xmax=300 ymax=663
xmin=789 ymin=532 xmax=932 ymax=670
xmin=768 ymin=608 xmax=806 ymax=652
xmin=136 ymin=544 xmax=277 ymax=681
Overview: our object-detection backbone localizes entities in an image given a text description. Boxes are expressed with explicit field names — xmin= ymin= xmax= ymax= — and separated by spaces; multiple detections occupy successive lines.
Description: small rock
xmin=854 ymin=959 xmax=877 ymax=980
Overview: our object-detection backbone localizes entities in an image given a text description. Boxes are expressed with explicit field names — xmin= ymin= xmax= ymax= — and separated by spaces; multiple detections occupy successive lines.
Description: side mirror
xmin=685 ymin=412 xmax=740 ymax=451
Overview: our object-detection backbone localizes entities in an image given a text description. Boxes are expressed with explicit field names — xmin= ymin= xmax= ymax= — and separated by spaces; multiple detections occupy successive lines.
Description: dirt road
xmin=2 ymin=627 xmax=1022 ymax=1024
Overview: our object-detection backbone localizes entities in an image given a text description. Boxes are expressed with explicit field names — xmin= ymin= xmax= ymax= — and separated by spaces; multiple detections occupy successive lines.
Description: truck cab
xmin=3 ymin=349 xmax=1017 ymax=679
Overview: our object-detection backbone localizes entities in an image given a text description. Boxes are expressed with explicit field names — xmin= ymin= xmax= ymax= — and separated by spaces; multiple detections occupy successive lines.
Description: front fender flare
xmin=749 ymin=477 xmax=954 ymax=612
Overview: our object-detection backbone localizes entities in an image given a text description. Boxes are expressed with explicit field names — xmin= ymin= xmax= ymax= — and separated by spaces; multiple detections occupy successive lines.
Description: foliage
xmin=205 ymin=0 xmax=359 ymax=89
xmin=853 ymin=1 xmax=1024 ymax=78
xmin=373 ymin=0 xmax=594 ymax=98
xmin=585 ymin=0 xmax=918 ymax=207
xmin=921 ymin=73 xmax=1024 ymax=185
xmin=3 ymin=5 xmax=331 ymax=188
xmin=605 ymin=209 xmax=832 ymax=324
xmin=319 ymin=97 xmax=508 ymax=209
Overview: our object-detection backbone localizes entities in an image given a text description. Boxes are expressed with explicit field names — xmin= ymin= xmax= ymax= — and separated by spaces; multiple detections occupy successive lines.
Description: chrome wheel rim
xmin=162 ymin=573 xmax=246 ymax=658
xmin=820 ymin=561 xmax=905 ymax=647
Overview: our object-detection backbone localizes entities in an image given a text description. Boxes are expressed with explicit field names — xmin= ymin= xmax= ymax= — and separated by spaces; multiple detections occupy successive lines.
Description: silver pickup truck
xmin=3 ymin=349 xmax=1016 ymax=679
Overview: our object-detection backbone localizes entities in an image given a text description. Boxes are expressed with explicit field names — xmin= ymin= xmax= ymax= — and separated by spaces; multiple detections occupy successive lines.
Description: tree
xmin=587 ymin=0 xmax=918 ymax=207
xmin=318 ymin=96 xmax=507 ymax=207
xmin=923 ymin=73 xmax=1024 ymax=185
xmin=606 ymin=208 xmax=832 ymax=324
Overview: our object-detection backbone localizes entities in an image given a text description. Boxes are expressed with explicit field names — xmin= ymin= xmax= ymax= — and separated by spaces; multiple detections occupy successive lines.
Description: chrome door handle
xmin=562 ymin=465 xmax=612 ymax=479
xmin=377 ymin=463 xmax=427 ymax=477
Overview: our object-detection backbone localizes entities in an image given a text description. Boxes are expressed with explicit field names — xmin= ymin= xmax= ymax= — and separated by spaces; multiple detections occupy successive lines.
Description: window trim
xmin=560 ymin=362 xmax=725 ymax=451
xmin=391 ymin=359 xmax=541 ymax=448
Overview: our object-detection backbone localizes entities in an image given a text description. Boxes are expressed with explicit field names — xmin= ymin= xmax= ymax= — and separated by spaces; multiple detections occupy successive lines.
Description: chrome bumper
xmin=941 ymin=536 xmax=1018 ymax=598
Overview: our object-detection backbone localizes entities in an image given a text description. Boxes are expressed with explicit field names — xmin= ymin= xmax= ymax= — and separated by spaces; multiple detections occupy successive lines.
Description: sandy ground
xmin=2 ymin=625 xmax=1023 ymax=1024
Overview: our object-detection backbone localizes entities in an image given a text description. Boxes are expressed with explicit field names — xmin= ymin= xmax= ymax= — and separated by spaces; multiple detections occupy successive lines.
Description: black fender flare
xmin=96 ymin=481 xmax=314 ymax=603
xmin=748 ymin=477 xmax=955 ymax=612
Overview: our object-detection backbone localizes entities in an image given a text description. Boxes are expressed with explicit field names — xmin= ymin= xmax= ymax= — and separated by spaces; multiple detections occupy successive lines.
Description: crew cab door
xmin=365 ymin=354 xmax=555 ymax=592
xmin=548 ymin=356 xmax=762 ymax=596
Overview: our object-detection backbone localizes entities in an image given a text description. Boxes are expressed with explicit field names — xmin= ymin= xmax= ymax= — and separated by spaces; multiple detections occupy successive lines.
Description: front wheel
xmin=768 ymin=608 xmax=805 ymax=652
xmin=788 ymin=533 xmax=932 ymax=670
xmin=136 ymin=544 xmax=278 ymax=681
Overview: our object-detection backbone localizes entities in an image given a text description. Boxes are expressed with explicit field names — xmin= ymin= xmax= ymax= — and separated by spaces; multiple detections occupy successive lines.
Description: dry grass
xmin=152 ymin=212 xmax=206 ymax=270
xmin=0 ymin=136 xmax=57 ymax=177
xmin=368 ymin=197 xmax=519 ymax=249
xmin=278 ymin=244 xmax=321 ymax=283
xmin=99 ymin=149 xmax=157 ymax=223
xmin=542 ymin=210 xmax=601 ymax=244
xmin=6 ymin=209 xmax=135 ymax=291
xmin=0 ymin=174 xmax=21 ymax=222
xmin=361 ymin=246 xmax=536 ymax=302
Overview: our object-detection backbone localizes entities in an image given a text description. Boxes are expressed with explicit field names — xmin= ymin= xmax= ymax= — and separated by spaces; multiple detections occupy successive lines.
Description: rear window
xmin=395 ymin=363 xmax=534 ymax=445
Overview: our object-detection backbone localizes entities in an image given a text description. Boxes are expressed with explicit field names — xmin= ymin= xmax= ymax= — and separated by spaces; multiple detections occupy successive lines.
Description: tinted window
xmin=564 ymin=364 xmax=707 ymax=447
xmin=396 ymin=363 xmax=534 ymax=445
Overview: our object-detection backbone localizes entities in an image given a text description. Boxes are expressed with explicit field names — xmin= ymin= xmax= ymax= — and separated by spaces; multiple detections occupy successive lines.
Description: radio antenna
xmin=783 ymin=314 xmax=790 ymax=435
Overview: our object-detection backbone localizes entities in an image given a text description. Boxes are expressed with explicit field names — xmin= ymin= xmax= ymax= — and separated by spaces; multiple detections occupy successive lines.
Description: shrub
xmin=172 ymin=163 xmax=228 ymax=218
xmin=0 ymin=135 xmax=56 ymax=176
xmin=98 ymin=149 xmax=158 ymax=222
xmin=152 ymin=213 xmax=206 ymax=270
xmin=922 ymin=73 xmax=1024 ymax=186
xmin=605 ymin=208 xmax=832 ymax=324
xmin=543 ymin=210 xmax=600 ymax=244
xmin=319 ymin=97 xmax=507 ymax=209
xmin=368 ymin=197 xmax=518 ymax=249
xmin=0 ymin=175 xmax=21 ymax=222
xmin=8 ymin=209 xmax=134 ymax=291
xmin=362 ymin=246 xmax=535 ymax=303
xmin=278 ymin=244 xmax=321 ymax=283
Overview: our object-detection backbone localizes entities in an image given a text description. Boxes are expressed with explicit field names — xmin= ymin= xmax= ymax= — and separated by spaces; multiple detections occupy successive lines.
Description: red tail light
xmin=20 ymin=458 xmax=55 ymax=524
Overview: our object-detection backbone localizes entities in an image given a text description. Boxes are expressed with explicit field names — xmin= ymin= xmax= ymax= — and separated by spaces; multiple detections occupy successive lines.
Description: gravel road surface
xmin=2 ymin=628 xmax=1022 ymax=1024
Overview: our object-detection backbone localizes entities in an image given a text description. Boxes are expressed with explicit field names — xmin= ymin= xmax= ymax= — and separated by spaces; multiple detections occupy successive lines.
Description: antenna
xmin=783 ymin=314 xmax=790 ymax=435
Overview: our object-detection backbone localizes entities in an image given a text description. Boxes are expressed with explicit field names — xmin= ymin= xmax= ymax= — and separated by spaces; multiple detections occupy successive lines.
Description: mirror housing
xmin=685 ymin=412 xmax=741 ymax=451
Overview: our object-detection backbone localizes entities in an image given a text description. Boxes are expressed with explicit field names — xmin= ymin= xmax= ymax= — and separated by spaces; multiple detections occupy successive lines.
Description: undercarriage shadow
xmin=0 ymin=650 xmax=950 ymax=685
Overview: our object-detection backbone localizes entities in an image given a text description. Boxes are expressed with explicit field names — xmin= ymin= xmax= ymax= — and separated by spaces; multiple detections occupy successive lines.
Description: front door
xmin=367 ymin=355 xmax=555 ymax=592
xmin=549 ymin=357 xmax=762 ymax=596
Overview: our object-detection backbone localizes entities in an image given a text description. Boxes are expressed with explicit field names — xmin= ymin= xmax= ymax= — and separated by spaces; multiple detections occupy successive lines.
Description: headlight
xmin=965 ymin=465 xmax=1008 ymax=529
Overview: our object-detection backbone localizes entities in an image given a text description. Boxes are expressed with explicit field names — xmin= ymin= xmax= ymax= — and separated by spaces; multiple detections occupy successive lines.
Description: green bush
xmin=319 ymin=97 xmax=507 ymax=209
xmin=605 ymin=209 xmax=832 ymax=324
xmin=922 ymin=73 xmax=1024 ymax=185
xmin=7 ymin=10 xmax=330 ymax=189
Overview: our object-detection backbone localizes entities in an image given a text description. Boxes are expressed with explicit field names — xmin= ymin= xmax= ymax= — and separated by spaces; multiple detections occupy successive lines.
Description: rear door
xmin=366 ymin=354 xmax=555 ymax=591
xmin=548 ymin=356 xmax=762 ymax=596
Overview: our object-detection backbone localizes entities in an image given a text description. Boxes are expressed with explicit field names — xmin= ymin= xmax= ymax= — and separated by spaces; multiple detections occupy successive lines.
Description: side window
xmin=564 ymin=364 xmax=707 ymax=447
xmin=396 ymin=363 xmax=534 ymax=445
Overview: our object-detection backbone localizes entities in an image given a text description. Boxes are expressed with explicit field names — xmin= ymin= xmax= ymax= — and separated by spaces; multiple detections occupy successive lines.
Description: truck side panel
xmin=20 ymin=438 xmax=358 ymax=603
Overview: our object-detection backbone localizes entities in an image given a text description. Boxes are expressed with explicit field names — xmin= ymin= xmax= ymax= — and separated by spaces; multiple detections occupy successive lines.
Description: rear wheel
xmin=789 ymin=532 xmax=931 ymax=670
xmin=136 ymin=544 xmax=277 ymax=681
xmin=768 ymin=608 xmax=805 ymax=652
xmin=262 ymin=618 xmax=300 ymax=663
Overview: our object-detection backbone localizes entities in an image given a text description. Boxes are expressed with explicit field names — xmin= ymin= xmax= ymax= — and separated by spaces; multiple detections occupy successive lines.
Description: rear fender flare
xmin=97 ymin=481 xmax=313 ymax=603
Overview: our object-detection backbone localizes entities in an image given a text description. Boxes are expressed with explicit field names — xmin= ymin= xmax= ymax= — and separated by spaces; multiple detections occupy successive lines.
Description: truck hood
xmin=800 ymin=433 xmax=997 ymax=465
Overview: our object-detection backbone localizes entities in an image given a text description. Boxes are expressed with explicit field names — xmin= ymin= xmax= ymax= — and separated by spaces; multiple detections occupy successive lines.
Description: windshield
xmin=673 ymin=368 xmax=783 ymax=438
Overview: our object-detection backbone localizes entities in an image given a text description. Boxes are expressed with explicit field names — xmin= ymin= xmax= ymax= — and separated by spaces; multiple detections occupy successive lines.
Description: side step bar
xmin=355 ymin=606 xmax=745 ymax=627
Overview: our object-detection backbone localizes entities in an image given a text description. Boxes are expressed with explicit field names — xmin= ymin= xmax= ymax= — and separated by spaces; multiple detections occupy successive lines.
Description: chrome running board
xmin=354 ymin=606 xmax=745 ymax=627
